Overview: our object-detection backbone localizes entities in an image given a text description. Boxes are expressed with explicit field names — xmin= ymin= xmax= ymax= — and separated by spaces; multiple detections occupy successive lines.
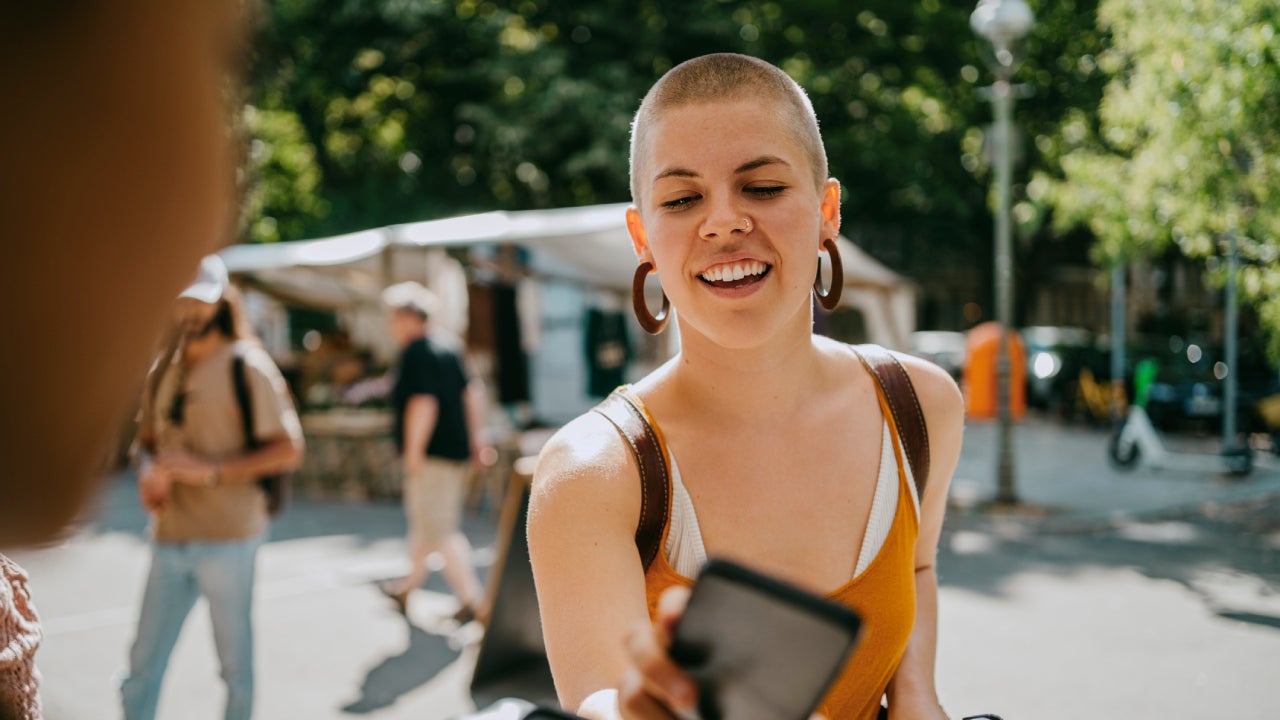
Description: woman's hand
xmin=616 ymin=586 xmax=697 ymax=719
xmin=470 ymin=439 xmax=497 ymax=474
xmin=138 ymin=462 xmax=173 ymax=512
xmin=610 ymin=585 xmax=830 ymax=720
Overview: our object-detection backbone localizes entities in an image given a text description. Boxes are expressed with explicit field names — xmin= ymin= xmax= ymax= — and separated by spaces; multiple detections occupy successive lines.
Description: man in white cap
xmin=121 ymin=256 xmax=304 ymax=720
xmin=379 ymin=281 xmax=492 ymax=624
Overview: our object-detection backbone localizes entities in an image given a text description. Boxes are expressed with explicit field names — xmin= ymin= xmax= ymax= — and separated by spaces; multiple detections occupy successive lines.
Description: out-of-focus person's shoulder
xmin=236 ymin=339 xmax=271 ymax=363
xmin=428 ymin=331 xmax=465 ymax=354
xmin=236 ymin=340 xmax=284 ymax=375
xmin=532 ymin=408 xmax=636 ymax=509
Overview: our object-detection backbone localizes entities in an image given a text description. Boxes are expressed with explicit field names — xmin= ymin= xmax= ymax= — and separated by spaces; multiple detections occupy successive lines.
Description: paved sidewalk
xmin=950 ymin=416 xmax=1280 ymax=530
xmin=12 ymin=417 xmax=1280 ymax=719
xmin=14 ymin=478 xmax=492 ymax=720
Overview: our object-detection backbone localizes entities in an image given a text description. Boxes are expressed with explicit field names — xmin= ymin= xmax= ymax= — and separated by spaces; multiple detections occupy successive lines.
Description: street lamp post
xmin=971 ymin=0 xmax=1033 ymax=505
xmin=1223 ymin=150 xmax=1252 ymax=457
xmin=1224 ymin=230 xmax=1239 ymax=449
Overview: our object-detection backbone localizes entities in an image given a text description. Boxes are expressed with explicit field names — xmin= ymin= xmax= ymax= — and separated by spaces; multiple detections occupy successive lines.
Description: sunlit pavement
xmin=941 ymin=417 xmax=1280 ymax=718
xmin=14 ymin=476 xmax=492 ymax=720
xmin=952 ymin=415 xmax=1280 ymax=526
xmin=13 ymin=417 xmax=1280 ymax=719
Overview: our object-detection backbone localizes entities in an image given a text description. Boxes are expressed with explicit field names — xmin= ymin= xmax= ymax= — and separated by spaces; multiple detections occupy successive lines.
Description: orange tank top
xmin=628 ymin=385 xmax=919 ymax=720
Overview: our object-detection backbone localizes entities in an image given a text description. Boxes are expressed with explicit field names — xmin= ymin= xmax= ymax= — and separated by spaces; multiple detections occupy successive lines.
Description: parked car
xmin=907 ymin=330 xmax=967 ymax=380
xmin=1134 ymin=336 xmax=1240 ymax=432
xmin=1021 ymin=326 xmax=1096 ymax=412
xmin=1144 ymin=367 xmax=1221 ymax=430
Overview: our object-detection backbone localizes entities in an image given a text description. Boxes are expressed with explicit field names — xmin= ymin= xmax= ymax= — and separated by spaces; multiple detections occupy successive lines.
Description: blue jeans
xmin=120 ymin=534 xmax=263 ymax=720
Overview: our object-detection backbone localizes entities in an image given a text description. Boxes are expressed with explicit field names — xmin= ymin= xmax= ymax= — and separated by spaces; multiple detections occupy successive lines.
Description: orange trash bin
xmin=963 ymin=321 xmax=1026 ymax=420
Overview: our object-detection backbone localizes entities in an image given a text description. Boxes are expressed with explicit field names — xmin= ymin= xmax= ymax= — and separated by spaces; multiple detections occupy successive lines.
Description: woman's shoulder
xmin=887 ymin=349 xmax=964 ymax=420
xmin=234 ymin=340 xmax=286 ymax=378
xmin=859 ymin=344 xmax=965 ymax=446
xmin=818 ymin=339 xmax=963 ymax=424
xmin=532 ymin=407 xmax=640 ymax=502
xmin=524 ymin=404 xmax=645 ymax=543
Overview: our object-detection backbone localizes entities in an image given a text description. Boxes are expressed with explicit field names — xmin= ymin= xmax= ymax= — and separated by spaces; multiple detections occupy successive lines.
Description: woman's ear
xmin=626 ymin=206 xmax=652 ymax=262
xmin=820 ymin=179 xmax=841 ymax=242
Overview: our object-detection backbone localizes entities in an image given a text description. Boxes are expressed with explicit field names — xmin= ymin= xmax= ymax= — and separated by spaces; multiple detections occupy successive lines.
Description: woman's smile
xmin=697 ymin=259 xmax=772 ymax=294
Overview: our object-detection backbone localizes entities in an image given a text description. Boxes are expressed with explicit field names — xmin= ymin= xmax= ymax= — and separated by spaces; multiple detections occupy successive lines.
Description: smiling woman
xmin=624 ymin=97 xmax=841 ymax=351
xmin=528 ymin=54 xmax=965 ymax=720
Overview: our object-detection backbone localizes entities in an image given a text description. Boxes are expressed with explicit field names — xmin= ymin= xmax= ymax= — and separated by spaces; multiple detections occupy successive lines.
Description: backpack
xmin=231 ymin=351 xmax=290 ymax=517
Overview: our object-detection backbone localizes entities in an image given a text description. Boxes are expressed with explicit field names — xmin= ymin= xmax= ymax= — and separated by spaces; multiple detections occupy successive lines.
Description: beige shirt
xmin=140 ymin=340 xmax=303 ymax=543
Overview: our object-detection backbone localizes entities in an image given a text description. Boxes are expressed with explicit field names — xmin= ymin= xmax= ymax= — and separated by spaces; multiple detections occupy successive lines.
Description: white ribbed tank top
xmin=663 ymin=420 xmax=919 ymax=578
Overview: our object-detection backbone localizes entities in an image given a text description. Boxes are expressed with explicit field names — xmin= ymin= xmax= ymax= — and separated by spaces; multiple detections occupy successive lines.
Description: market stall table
xmin=297 ymin=409 xmax=397 ymax=499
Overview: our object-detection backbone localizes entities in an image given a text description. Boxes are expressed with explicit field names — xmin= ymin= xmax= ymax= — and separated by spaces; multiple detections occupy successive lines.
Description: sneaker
xmin=377 ymin=580 xmax=410 ymax=614
xmin=451 ymin=602 xmax=490 ymax=626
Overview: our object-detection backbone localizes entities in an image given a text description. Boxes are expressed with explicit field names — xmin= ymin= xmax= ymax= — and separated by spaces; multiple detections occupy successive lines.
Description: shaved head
xmin=629 ymin=53 xmax=828 ymax=204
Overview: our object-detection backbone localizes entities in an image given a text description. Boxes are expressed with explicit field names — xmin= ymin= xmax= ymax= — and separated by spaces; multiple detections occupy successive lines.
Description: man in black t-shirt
xmin=379 ymin=282 xmax=492 ymax=624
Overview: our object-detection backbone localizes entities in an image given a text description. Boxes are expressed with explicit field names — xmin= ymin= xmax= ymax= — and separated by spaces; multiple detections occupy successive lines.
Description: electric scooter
xmin=1109 ymin=404 xmax=1252 ymax=475
xmin=1108 ymin=358 xmax=1252 ymax=476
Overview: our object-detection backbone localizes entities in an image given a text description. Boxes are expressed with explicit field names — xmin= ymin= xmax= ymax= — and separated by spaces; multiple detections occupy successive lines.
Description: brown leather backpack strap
xmin=592 ymin=390 xmax=671 ymax=572
xmin=852 ymin=344 xmax=931 ymax=500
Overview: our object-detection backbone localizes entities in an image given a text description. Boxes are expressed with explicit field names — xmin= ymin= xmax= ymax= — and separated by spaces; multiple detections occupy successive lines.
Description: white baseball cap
xmin=381 ymin=281 xmax=439 ymax=318
xmin=178 ymin=255 xmax=228 ymax=304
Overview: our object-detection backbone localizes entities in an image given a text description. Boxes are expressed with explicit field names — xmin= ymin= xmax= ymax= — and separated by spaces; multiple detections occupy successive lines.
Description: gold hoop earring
xmin=632 ymin=261 xmax=670 ymax=334
xmin=813 ymin=238 xmax=843 ymax=311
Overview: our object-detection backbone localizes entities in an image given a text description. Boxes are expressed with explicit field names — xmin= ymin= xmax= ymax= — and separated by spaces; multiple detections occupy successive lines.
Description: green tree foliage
xmin=241 ymin=107 xmax=328 ymax=244
xmin=1045 ymin=0 xmax=1280 ymax=349
xmin=241 ymin=0 xmax=1109 ymax=328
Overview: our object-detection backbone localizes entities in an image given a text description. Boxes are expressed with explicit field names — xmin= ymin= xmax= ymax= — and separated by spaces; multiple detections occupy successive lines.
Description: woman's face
xmin=628 ymin=98 xmax=840 ymax=350
xmin=174 ymin=298 xmax=220 ymax=338
xmin=386 ymin=308 xmax=424 ymax=346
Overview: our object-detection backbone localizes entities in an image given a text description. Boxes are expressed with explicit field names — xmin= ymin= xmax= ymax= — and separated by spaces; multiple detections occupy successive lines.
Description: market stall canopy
xmin=220 ymin=202 xmax=917 ymax=348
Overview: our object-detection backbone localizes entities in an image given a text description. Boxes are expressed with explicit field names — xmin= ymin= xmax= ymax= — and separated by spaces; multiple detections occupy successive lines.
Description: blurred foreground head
xmin=0 ymin=3 xmax=247 ymax=546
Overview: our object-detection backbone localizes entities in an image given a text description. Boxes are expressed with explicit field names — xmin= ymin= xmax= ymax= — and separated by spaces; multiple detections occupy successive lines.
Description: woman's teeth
xmin=700 ymin=260 xmax=768 ymax=283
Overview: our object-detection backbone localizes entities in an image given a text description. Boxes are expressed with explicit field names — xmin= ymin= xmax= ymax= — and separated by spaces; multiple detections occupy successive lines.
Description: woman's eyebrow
xmin=652 ymin=166 xmax=699 ymax=185
xmin=652 ymin=155 xmax=791 ymax=186
xmin=735 ymin=155 xmax=790 ymax=174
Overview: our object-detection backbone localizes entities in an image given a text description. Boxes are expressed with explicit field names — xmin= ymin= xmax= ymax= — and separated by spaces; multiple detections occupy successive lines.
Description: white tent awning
xmin=222 ymin=203 xmax=916 ymax=348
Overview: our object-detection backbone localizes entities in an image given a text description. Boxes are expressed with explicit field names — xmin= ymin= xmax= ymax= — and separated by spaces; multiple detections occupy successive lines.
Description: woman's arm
xmin=463 ymin=378 xmax=494 ymax=472
xmin=402 ymin=394 xmax=439 ymax=477
xmin=886 ymin=357 xmax=964 ymax=720
xmin=161 ymin=348 xmax=306 ymax=486
xmin=528 ymin=412 xmax=686 ymax=718
xmin=158 ymin=434 xmax=302 ymax=486
xmin=218 ymin=435 xmax=304 ymax=479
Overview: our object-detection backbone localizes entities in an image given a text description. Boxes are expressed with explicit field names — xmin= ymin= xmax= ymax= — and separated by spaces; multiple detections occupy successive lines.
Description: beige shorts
xmin=402 ymin=457 xmax=471 ymax=550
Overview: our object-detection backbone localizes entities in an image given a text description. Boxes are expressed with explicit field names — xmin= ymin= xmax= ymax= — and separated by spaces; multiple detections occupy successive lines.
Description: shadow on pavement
xmin=1216 ymin=610 xmax=1280 ymax=630
xmin=265 ymin=498 xmax=408 ymax=544
xmin=78 ymin=472 xmax=498 ymax=550
xmin=938 ymin=499 xmax=1280 ymax=631
xmin=340 ymin=621 xmax=460 ymax=714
